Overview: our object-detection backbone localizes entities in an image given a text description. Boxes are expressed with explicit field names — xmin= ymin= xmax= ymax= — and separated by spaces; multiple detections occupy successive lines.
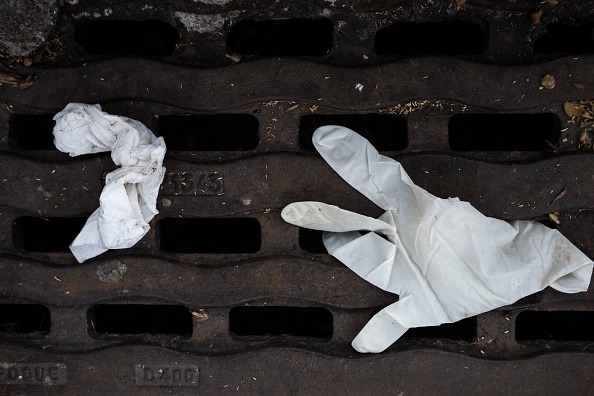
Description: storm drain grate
xmin=0 ymin=0 xmax=593 ymax=394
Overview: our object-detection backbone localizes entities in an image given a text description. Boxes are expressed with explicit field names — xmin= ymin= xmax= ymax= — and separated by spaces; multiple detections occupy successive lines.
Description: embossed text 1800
xmin=135 ymin=364 xmax=199 ymax=387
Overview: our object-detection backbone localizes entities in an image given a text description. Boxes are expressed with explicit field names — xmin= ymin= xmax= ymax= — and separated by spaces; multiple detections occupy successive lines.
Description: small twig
xmin=548 ymin=188 xmax=566 ymax=205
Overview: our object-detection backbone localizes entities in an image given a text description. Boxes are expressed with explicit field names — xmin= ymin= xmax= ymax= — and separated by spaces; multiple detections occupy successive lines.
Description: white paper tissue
xmin=53 ymin=103 xmax=166 ymax=263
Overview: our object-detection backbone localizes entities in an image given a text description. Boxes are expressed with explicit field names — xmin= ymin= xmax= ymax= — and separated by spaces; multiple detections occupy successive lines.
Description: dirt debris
xmin=563 ymin=99 xmax=594 ymax=149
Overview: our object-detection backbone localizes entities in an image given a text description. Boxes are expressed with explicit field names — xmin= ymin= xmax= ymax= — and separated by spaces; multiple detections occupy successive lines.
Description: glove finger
xmin=282 ymin=201 xmax=394 ymax=235
xmin=351 ymin=301 xmax=409 ymax=353
xmin=324 ymin=231 xmax=400 ymax=293
xmin=313 ymin=125 xmax=431 ymax=213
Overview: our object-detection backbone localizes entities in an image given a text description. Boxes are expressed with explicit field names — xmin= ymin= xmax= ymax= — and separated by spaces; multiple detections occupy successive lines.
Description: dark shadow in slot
xmin=375 ymin=20 xmax=488 ymax=56
xmin=516 ymin=311 xmax=594 ymax=341
xmin=0 ymin=304 xmax=50 ymax=336
xmin=370 ymin=308 xmax=476 ymax=341
xmin=90 ymin=304 xmax=192 ymax=336
xmin=75 ymin=19 xmax=179 ymax=56
xmin=299 ymin=228 xmax=327 ymax=254
xmin=9 ymin=114 xmax=57 ymax=150
xmin=230 ymin=306 xmax=333 ymax=339
xmin=402 ymin=317 xmax=476 ymax=341
xmin=13 ymin=217 xmax=87 ymax=252
xmin=449 ymin=113 xmax=561 ymax=151
xmin=157 ymin=114 xmax=259 ymax=151
xmin=227 ymin=19 xmax=333 ymax=56
xmin=299 ymin=114 xmax=407 ymax=151
xmin=534 ymin=22 xmax=594 ymax=54
xmin=159 ymin=218 xmax=261 ymax=253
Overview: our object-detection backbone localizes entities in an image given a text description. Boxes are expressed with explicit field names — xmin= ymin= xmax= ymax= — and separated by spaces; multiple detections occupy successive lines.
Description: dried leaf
xmin=573 ymin=82 xmax=586 ymax=89
xmin=455 ymin=0 xmax=466 ymax=11
xmin=0 ymin=71 xmax=23 ymax=85
xmin=580 ymin=130 xmax=592 ymax=148
xmin=23 ymin=57 xmax=32 ymax=67
xmin=541 ymin=74 xmax=555 ymax=89
xmin=563 ymin=101 xmax=582 ymax=118
xmin=33 ymin=49 xmax=44 ymax=64
xmin=18 ymin=81 xmax=34 ymax=90
xmin=531 ymin=10 xmax=543 ymax=25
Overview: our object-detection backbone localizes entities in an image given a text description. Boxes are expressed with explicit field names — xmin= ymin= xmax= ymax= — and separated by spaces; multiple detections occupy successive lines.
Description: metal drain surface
xmin=0 ymin=0 xmax=593 ymax=394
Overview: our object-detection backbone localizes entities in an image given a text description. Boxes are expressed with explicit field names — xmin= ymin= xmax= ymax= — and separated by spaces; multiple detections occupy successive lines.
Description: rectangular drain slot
xmin=402 ymin=317 xmax=476 ymax=341
xmin=375 ymin=20 xmax=487 ymax=56
xmin=534 ymin=22 xmax=594 ymax=54
xmin=90 ymin=305 xmax=192 ymax=336
xmin=229 ymin=306 xmax=333 ymax=339
xmin=9 ymin=114 xmax=57 ymax=150
xmin=515 ymin=311 xmax=594 ymax=341
xmin=13 ymin=217 xmax=87 ymax=252
xmin=0 ymin=304 xmax=50 ymax=336
xmin=159 ymin=218 xmax=261 ymax=253
xmin=299 ymin=114 xmax=407 ymax=151
xmin=299 ymin=228 xmax=328 ymax=254
xmin=448 ymin=113 xmax=561 ymax=151
xmin=75 ymin=20 xmax=179 ymax=56
xmin=226 ymin=19 xmax=333 ymax=56
xmin=156 ymin=114 xmax=259 ymax=151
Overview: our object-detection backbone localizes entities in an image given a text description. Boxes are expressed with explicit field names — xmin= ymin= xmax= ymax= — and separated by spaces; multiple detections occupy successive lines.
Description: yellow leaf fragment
xmin=190 ymin=309 xmax=209 ymax=321
xmin=540 ymin=74 xmax=555 ymax=89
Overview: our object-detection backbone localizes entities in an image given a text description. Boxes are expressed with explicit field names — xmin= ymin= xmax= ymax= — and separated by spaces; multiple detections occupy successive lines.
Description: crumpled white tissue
xmin=53 ymin=103 xmax=166 ymax=263
xmin=282 ymin=125 xmax=593 ymax=353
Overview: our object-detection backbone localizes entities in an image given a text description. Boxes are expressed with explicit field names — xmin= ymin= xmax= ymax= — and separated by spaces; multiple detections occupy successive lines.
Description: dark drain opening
xmin=402 ymin=317 xmax=476 ymax=341
xmin=227 ymin=19 xmax=333 ymax=56
xmin=9 ymin=114 xmax=57 ymax=150
xmin=157 ymin=114 xmax=259 ymax=150
xmin=0 ymin=304 xmax=50 ymax=335
xmin=538 ymin=219 xmax=557 ymax=229
xmin=159 ymin=218 xmax=261 ymax=253
xmin=515 ymin=311 xmax=594 ymax=341
xmin=75 ymin=20 xmax=179 ymax=56
xmin=534 ymin=22 xmax=594 ymax=54
xmin=13 ymin=217 xmax=87 ymax=252
xmin=229 ymin=306 xmax=333 ymax=339
xmin=90 ymin=305 xmax=192 ymax=336
xmin=449 ymin=114 xmax=561 ymax=151
xmin=375 ymin=20 xmax=488 ymax=56
xmin=299 ymin=228 xmax=327 ymax=254
xmin=370 ymin=309 xmax=476 ymax=341
xmin=299 ymin=115 xmax=408 ymax=151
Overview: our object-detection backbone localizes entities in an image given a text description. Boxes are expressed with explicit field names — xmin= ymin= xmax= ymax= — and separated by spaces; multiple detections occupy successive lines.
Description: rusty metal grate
xmin=0 ymin=0 xmax=593 ymax=393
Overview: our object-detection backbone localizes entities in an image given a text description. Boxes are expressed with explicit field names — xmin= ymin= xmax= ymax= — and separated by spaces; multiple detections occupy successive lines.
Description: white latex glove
xmin=282 ymin=125 xmax=593 ymax=353
xmin=53 ymin=103 xmax=166 ymax=263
